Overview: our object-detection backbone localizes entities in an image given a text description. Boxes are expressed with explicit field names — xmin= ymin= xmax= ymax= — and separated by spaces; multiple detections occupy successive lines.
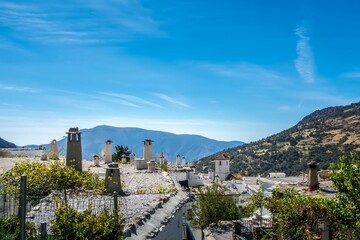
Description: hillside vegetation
xmin=195 ymin=102 xmax=360 ymax=176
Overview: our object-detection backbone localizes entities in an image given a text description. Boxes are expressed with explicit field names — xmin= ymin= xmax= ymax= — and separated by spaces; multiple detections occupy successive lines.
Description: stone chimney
xmin=130 ymin=152 xmax=135 ymax=164
xmin=121 ymin=154 xmax=127 ymax=163
xmin=66 ymin=127 xmax=82 ymax=171
xmin=143 ymin=139 xmax=153 ymax=162
xmin=308 ymin=161 xmax=319 ymax=191
xmin=49 ymin=139 xmax=59 ymax=160
xmin=105 ymin=163 xmax=123 ymax=194
xmin=93 ymin=154 xmax=100 ymax=167
xmin=182 ymin=156 xmax=186 ymax=166
xmin=147 ymin=160 xmax=156 ymax=172
xmin=176 ymin=154 xmax=181 ymax=166
xmin=105 ymin=140 xmax=112 ymax=164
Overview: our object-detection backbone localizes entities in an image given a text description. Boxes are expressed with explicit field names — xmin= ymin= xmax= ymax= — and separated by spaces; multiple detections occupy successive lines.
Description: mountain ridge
xmin=28 ymin=126 xmax=244 ymax=161
xmin=0 ymin=137 xmax=17 ymax=148
xmin=195 ymin=102 xmax=360 ymax=176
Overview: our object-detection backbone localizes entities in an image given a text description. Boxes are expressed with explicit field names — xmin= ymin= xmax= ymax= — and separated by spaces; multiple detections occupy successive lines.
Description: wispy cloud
xmin=340 ymin=71 xmax=360 ymax=79
xmin=48 ymin=89 xmax=142 ymax=109
xmin=153 ymin=93 xmax=190 ymax=108
xmin=0 ymin=0 xmax=164 ymax=44
xmin=294 ymin=23 xmax=315 ymax=83
xmin=195 ymin=62 xmax=291 ymax=86
xmin=97 ymin=92 xmax=163 ymax=108
xmin=0 ymin=83 xmax=40 ymax=93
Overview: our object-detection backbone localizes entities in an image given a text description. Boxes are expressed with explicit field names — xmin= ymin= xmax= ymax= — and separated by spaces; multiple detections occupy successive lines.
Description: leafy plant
xmin=264 ymin=188 xmax=333 ymax=240
xmin=189 ymin=183 xmax=240 ymax=230
xmin=135 ymin=188 xmax=145 ymax=194
xmin=50 ymin=200 xmax=124 ymax=240
xmin=0 ymin=160 xmax=105 ymax=196
xmin=330 ymin=153 xmax=360 ymax=239
xmin=0 ymin=216 xmax=37 ymax=240
xmin=112 ymin=145 xmax=131 ymax=162
xmin=158 ymin=163 xmax=168 ymax=172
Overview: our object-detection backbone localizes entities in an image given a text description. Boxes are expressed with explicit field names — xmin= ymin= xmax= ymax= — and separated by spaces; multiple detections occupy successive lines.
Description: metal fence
xmin=0 ymin=193 xmax=19 ymax=218
xmin=0 ymin=175 xmax=119 ymax=239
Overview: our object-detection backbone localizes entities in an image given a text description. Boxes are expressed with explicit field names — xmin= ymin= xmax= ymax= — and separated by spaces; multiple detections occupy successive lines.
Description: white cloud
xmin=294 ymin=24 xmax=315 ymax=83
xmin=0 ymin=83 xmax=40 ymax=93
xmin=97 ymin=92 xmax=163 ymax=108
xmin=153 ymin=93 xmax=190 ymax=108
xmin=195 ymin=61 xmax=291 ymax=86
xmin=0 ymin=0 xmax=164 ymax=44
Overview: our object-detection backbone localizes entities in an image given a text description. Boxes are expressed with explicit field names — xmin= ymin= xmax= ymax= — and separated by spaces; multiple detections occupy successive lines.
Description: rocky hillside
xmin=195 ymin=102 xmax=360 ymax=176
xmin=0 ymin=137 xmax=16 ymax=148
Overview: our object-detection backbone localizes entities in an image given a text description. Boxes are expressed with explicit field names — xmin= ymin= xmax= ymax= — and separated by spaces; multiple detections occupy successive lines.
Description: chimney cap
xmin=308 ymin=161 xmax=318 ymax=166
xmin=66 ymin=127 xmax=81 ymax=134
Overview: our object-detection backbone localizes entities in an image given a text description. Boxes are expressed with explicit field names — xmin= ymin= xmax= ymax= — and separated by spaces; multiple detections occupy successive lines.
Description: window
xmin=219 ymin=161 xmax=221 ymax=166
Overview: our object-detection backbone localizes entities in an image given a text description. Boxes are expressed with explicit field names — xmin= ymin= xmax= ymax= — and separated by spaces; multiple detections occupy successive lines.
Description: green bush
xmin=0 ymin=160 xmax=105 ymax=196
xmin=0 ymin=216 xmax=37 ymax=240
xmin=50 ymin=201 xmax=124 ymax=240
xmin=189 ymin=183 xmax=240 ymax=229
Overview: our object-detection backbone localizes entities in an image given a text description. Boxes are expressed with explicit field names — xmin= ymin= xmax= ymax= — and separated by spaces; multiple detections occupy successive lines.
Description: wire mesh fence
xmin=0 ymin=187 xmax=120 ymax=239
xmin=0 ymin=193 xmax=19 ymax=218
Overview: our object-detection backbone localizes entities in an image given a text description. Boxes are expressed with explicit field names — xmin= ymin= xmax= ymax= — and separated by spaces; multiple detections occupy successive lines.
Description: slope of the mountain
xmin=195 ymin=102 xmax=360 ymax=176
xmin=36 ymin=126 xmax=243 ymax=161
xmin=0 ymin=137 xmax=16 ymax=148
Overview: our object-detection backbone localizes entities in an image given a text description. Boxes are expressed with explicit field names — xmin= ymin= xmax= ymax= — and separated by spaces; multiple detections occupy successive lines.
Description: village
xmin=0 ymin=127 xmax=342 ymax=240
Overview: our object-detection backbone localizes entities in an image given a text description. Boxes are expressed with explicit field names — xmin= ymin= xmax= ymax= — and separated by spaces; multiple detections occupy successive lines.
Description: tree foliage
xmin=264 ymin=188 xmax=333 ymax=239
xmin=0 ymin=160 xmax=105 ymax=196
xmin=188 ymin=183 xmax=240 ymax=229
xmin=50 ymin=200 xmax=124 ymax=240
xmin=330 ymin=153 xmax=360 ymax=238
xmin=112 ymin=145 xmax=131 ymax=162
xmin=247 ymin=153 xmax=360 ymax=239
xmin=0 ymin=216 xmax=37 ymax=240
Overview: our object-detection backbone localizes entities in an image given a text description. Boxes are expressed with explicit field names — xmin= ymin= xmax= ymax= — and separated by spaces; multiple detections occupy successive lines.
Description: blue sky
xmin=0 ymin=0 xmax=359 ymax=146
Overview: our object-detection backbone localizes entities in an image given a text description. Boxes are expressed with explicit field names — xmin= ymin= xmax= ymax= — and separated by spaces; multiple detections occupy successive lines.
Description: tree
xmin=330 ymin=153 xmax=360 ymax=239
xmin=248 ymin=153 xmax=360 ymax=239
xmin=188 ymin=183 xmax=239 ymax=239
xmin=50 ymin=201 xmax=124 ymax=240
xmin=112 ymin=145 xmax=131 ymax=162
xmin=264 ymin=188 xmax=333 ymax=240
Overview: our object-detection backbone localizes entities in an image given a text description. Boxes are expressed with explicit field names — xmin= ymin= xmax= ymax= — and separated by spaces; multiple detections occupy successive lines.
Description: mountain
xmin=37 ymin=126 xmax=243 ymax=161
xmin=195 ymin=102 xmax=360 ymax=176
xmin=0 ymin=137 xmax=16 ymax=148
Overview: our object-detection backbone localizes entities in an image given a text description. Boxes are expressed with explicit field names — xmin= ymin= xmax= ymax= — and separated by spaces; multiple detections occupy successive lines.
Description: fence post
xmin=113 ymin=191 xmax=118 ymax=211
xmin=41 ymin=222 xmax=47 ymax=240
xmin=19 ymin=174 xmax=27 ymax=240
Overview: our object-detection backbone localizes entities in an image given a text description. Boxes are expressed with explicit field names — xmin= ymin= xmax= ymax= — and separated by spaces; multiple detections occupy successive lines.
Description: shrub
xmin=0 ymin=150 xmax=11 ymax=158
xmin=0 ymin=160 xmax=105 ymax=196
xmin=0 ymin=216 xmax=37 ymax=240
xmin=50 ymin=201 xmax=124 ymax=240
xmin=189 ymin=183 xmax=240 ymax=229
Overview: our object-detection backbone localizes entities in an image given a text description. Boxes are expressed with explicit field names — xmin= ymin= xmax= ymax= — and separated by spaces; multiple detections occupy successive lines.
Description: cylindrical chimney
xmin=308 ymin=161 xmax=319 ymax=191
xmin=105 ymin=140 xmax=112 ymax=164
